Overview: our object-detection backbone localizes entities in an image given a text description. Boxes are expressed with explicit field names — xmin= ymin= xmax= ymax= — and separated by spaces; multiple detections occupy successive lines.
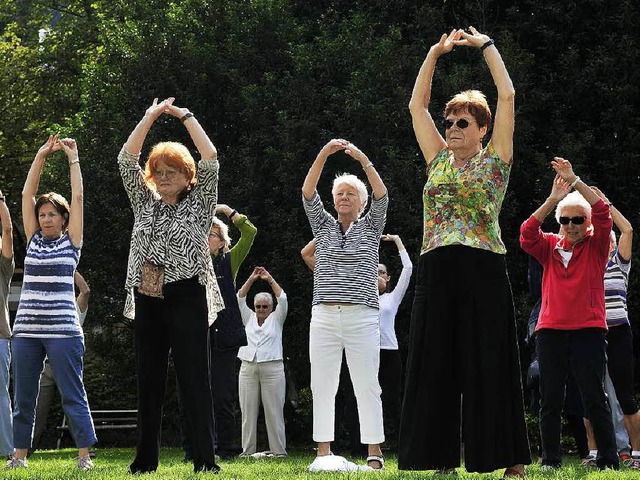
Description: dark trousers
xmin=131 ymin=278 xmax=218 ymax=473
xmin=210 ymin=346 xmax=240 ymax=450
xmin=607 ymin=324 xmax=638 ymax=415
xmin=537 ymin=329 xmax=618 ymax=469
xmin=379 ymin=349 xmax=401 ymax=448
xmin=398 ymin=246 xmax=530 ymax=473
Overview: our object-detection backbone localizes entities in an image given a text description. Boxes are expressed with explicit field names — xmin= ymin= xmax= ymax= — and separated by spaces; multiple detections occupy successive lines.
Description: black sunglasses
xmin=559 ymin=216 xmax=586 ymax=225
xmin=443 ymin=118 xmax=474 ymax=130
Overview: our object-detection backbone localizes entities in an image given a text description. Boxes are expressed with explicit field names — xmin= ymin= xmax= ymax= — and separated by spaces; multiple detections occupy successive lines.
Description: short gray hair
xmin=555 ymin=191 xmax=592 ymax=223
xmin=254 ymin=292 xmax=273 ymax=308
xmin=332 ymin=173 xmax=368 ymax=215
xmin=211 ymin=217 xmax=232 ymax=250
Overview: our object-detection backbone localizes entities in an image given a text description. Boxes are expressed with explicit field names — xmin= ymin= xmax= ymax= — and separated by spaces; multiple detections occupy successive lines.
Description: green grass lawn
xmin=4 ymin=448 xmax=640 ymax=479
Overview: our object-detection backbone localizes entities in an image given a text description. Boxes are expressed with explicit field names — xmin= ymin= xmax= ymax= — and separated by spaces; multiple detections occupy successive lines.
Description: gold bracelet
xmin=69 ymin=158 xmax=80 ymax=165
xmin=363 ymin=162 xmax=374 ymax=170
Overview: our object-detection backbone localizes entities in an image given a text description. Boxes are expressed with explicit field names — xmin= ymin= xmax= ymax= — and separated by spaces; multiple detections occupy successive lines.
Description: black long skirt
xmin=398 ymin=245 xmax=531 ymax=473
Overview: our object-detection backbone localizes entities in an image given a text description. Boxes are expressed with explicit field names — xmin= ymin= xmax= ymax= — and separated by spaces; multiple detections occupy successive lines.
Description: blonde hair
xmin=444 ymin=90 xmax=492 ymax=130
xmin=144 ymin=142 xmax=197 ymax=191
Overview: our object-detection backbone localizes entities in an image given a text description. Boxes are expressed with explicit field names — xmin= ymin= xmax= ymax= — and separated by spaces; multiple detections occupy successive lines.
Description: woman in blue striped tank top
xmin=8 ymin=135 xmax=96 ymax=470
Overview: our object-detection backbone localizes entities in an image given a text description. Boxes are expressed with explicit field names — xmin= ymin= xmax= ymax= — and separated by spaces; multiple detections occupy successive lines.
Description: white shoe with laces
xmin=77 ymin=456 xmax=94 ymax=470
xmin=6 ymin=456 xmax=27 ymax=469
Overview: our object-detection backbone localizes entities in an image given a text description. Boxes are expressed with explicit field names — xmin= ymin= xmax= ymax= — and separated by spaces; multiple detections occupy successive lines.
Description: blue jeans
xmin=0 ymin=339 xmax=12 ymax=455
xmin=12 ymin=337 xmax=96 ymax=449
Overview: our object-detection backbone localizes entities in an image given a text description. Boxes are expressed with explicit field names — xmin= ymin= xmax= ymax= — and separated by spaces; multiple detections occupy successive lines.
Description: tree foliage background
xmin=0 ymin=0 xmax=638 ymax=447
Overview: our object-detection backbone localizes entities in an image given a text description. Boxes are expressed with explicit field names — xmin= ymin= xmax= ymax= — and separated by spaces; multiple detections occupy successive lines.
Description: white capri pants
xmin=309 ymin=303 xmax=384 ymax=444
xmin=238 ymin=359 xmax=287 ymax=455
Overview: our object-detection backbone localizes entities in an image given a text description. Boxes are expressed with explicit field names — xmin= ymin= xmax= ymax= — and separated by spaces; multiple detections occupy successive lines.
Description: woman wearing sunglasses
xmin=520 ymin=159 xmax=618 ymax=470
xmin=399 ymin=28 xmax=529 ymax=477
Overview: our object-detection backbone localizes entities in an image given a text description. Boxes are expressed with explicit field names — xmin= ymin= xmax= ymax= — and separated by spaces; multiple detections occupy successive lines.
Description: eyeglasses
xmin=209 ymin=233 xmax=221 ymax=239
xmin=559 ymin=216 xmax=586 ymax=225
xmin=153 ymin=169 xmax=179 ymax=179
xmin=255 ymin=305 xmax=270 ymax=309
xmin=443 ymin=118 xmax=474 ymax=130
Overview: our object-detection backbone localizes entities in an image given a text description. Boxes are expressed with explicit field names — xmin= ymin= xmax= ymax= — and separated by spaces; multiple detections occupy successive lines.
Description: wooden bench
xmin=57 ymin=409 xmax=137 ymax=449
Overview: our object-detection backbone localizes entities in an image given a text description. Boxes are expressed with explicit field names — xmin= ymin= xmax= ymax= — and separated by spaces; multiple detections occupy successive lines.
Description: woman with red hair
xmin=119 ymin=98 xmax=223 ymax=474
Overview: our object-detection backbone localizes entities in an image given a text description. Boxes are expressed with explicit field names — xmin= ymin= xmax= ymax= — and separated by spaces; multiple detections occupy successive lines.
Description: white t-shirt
xmin=379 ymin=249 xmax=413 ymax=350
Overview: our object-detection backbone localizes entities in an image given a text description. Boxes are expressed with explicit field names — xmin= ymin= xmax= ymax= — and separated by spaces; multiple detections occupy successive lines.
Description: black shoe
xmin=128 ymin=463 xmax=157 ymax=475
xmin=194 ymin=461 xmax=220 ymax=473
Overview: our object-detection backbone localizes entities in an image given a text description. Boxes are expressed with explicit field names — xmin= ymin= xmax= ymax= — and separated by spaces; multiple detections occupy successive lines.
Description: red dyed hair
xmin=444 ymin=90 xmax=492 ymax=130
xmin=144 ymin=142 xmax=197 ymax=190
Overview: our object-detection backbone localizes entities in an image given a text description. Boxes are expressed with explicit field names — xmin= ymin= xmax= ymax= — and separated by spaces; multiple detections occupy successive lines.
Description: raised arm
xmin=74 ymin=271 xmax=91 ymax=314
xmin=344 ymin=142 xmax=387 ymax=200
xmin=215 ymin=204 xmax=258 ymax=279
xmin=382 ymin=233 xmax=405 ymax=253
xmin=238 ymin=267 xmax=261 ymax=298
xmin=0 ymin=190 xmax=12 ymax=261
xmin=23 ymin=135 xmax=61 ymax=242
xmin=531 ymin=175 xmax=572 ymax=223
xmin=456 ymin=27 xmax=515 ymax=164
xmin=301 ymin=239 xmax=316 ymax=272
xmin=124 ymin=98 xmax=173 ymax=155
xmin=258 ymin=267 xmax=283 ymax=299
xmin=591 ymin=186 xmax=633 ymax=261
xmin=302 ymin=139 xmax=347 ymax=200
xmin=409 ymin=30 xmax=460 ymax=163
xmin=551 ymin=158 xmax=601 ymax=206
xmin=165 ymin=103 xmax=217 ymax=161
xmin=60 ymin=138 xmax=83 ymax=248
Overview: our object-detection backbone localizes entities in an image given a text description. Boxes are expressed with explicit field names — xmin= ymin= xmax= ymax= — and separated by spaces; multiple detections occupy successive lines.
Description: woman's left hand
xmin=454 ymin=26 xmax=490 ymax=49
xmin=343 ymin=141 xmax=369 ymax=166
xmin=165 ymin=102 xmax=190 ymax=119
xmin=381 ymin=234 xmax=399 ymax=242
xmin=551 ymin=157 xmax=577 ymax=183
xmin=59 ymin=138 xmax=79 ymax=162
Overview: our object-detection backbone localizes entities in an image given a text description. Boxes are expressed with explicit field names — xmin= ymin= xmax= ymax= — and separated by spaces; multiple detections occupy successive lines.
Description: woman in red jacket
xmin=520 ymin=158 xmax=617 ymax=470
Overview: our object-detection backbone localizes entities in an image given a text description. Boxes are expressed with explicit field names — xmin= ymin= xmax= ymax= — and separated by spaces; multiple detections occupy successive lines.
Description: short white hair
xmin=332 ymin=173 xmax=368 ymax=214
xmin=555 ymin=191 xmax=592 ymax=223
xmin=211 ymin=217 xmax=232 ymax=250
xmin=254 ymin=292 xmax=273 ymax=307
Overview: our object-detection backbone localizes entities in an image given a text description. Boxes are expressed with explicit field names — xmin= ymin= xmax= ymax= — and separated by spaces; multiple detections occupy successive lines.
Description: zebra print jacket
xmin=118 ymin=147 xmax=224 ymax=325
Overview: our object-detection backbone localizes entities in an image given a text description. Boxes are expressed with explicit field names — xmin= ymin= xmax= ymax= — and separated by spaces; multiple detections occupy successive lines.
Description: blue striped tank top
xmin=14 ymin=231 xmax=82 ymax=338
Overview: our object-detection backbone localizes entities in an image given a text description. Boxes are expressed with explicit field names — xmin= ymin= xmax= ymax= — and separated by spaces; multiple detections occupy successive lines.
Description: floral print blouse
xmin=421 ymin=141 xmax=511 ymax=255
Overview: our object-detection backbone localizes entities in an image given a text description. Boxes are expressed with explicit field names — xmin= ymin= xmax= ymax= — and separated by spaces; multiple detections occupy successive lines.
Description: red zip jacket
xmin=520 ymin=199 xmax=612 ymax=331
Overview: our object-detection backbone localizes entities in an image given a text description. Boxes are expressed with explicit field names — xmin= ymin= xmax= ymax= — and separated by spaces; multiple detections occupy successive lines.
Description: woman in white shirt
xmin=377 ymin=235 xmax=412 ymax=446
xmin=237 ymin=267 xmax=288 ymax=457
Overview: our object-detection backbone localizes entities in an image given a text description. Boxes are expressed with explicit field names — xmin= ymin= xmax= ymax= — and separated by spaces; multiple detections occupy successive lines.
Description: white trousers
xmin=309 ymin=303 xmax=384 ymax=444
xmin=238 ymin=359 xmax=287 ymax=455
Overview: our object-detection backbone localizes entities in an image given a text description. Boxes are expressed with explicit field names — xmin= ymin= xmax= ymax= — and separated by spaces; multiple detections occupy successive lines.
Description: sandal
xmin=503 ymin=466 xmax=526 ymax=478
xmin=366 ymin=455 xmax=384 ymax=470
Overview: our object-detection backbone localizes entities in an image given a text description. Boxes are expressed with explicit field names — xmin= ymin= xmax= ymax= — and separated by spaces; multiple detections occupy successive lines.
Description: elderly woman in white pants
xmin=302 ymin=139 xmax=388 ymax=471
xmin=237 ymin=267 xmax=287 ymax=457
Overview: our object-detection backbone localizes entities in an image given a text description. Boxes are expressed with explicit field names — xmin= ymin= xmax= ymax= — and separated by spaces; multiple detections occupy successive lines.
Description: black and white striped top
xmin=118 ymin=147 xmax=224 ymax=325
xmin=303 ymin=191 xmax=388 ymax=309
xmin=604 ymin=248 xmax=631 ymax=327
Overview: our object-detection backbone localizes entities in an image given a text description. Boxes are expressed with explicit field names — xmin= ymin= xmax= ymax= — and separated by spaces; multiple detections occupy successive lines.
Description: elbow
xmin=499 ymin=87 xmax=515 ymax=102
xmin=408 ymin=100 xmax=423 ymax=115
xmin=2 ymin=224 xmax=12 ymax=237
xmin=73 ymin=191 xmax=84 ymax=204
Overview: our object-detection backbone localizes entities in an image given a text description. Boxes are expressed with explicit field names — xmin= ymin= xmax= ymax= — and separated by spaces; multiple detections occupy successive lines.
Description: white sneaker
xmin=308 ymin=454 xmax=372 ymax=472
xmin=77 ymin=456 xmax=94 ymax=470
xmin=6 ymin=456 xmax=27 ymax=469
